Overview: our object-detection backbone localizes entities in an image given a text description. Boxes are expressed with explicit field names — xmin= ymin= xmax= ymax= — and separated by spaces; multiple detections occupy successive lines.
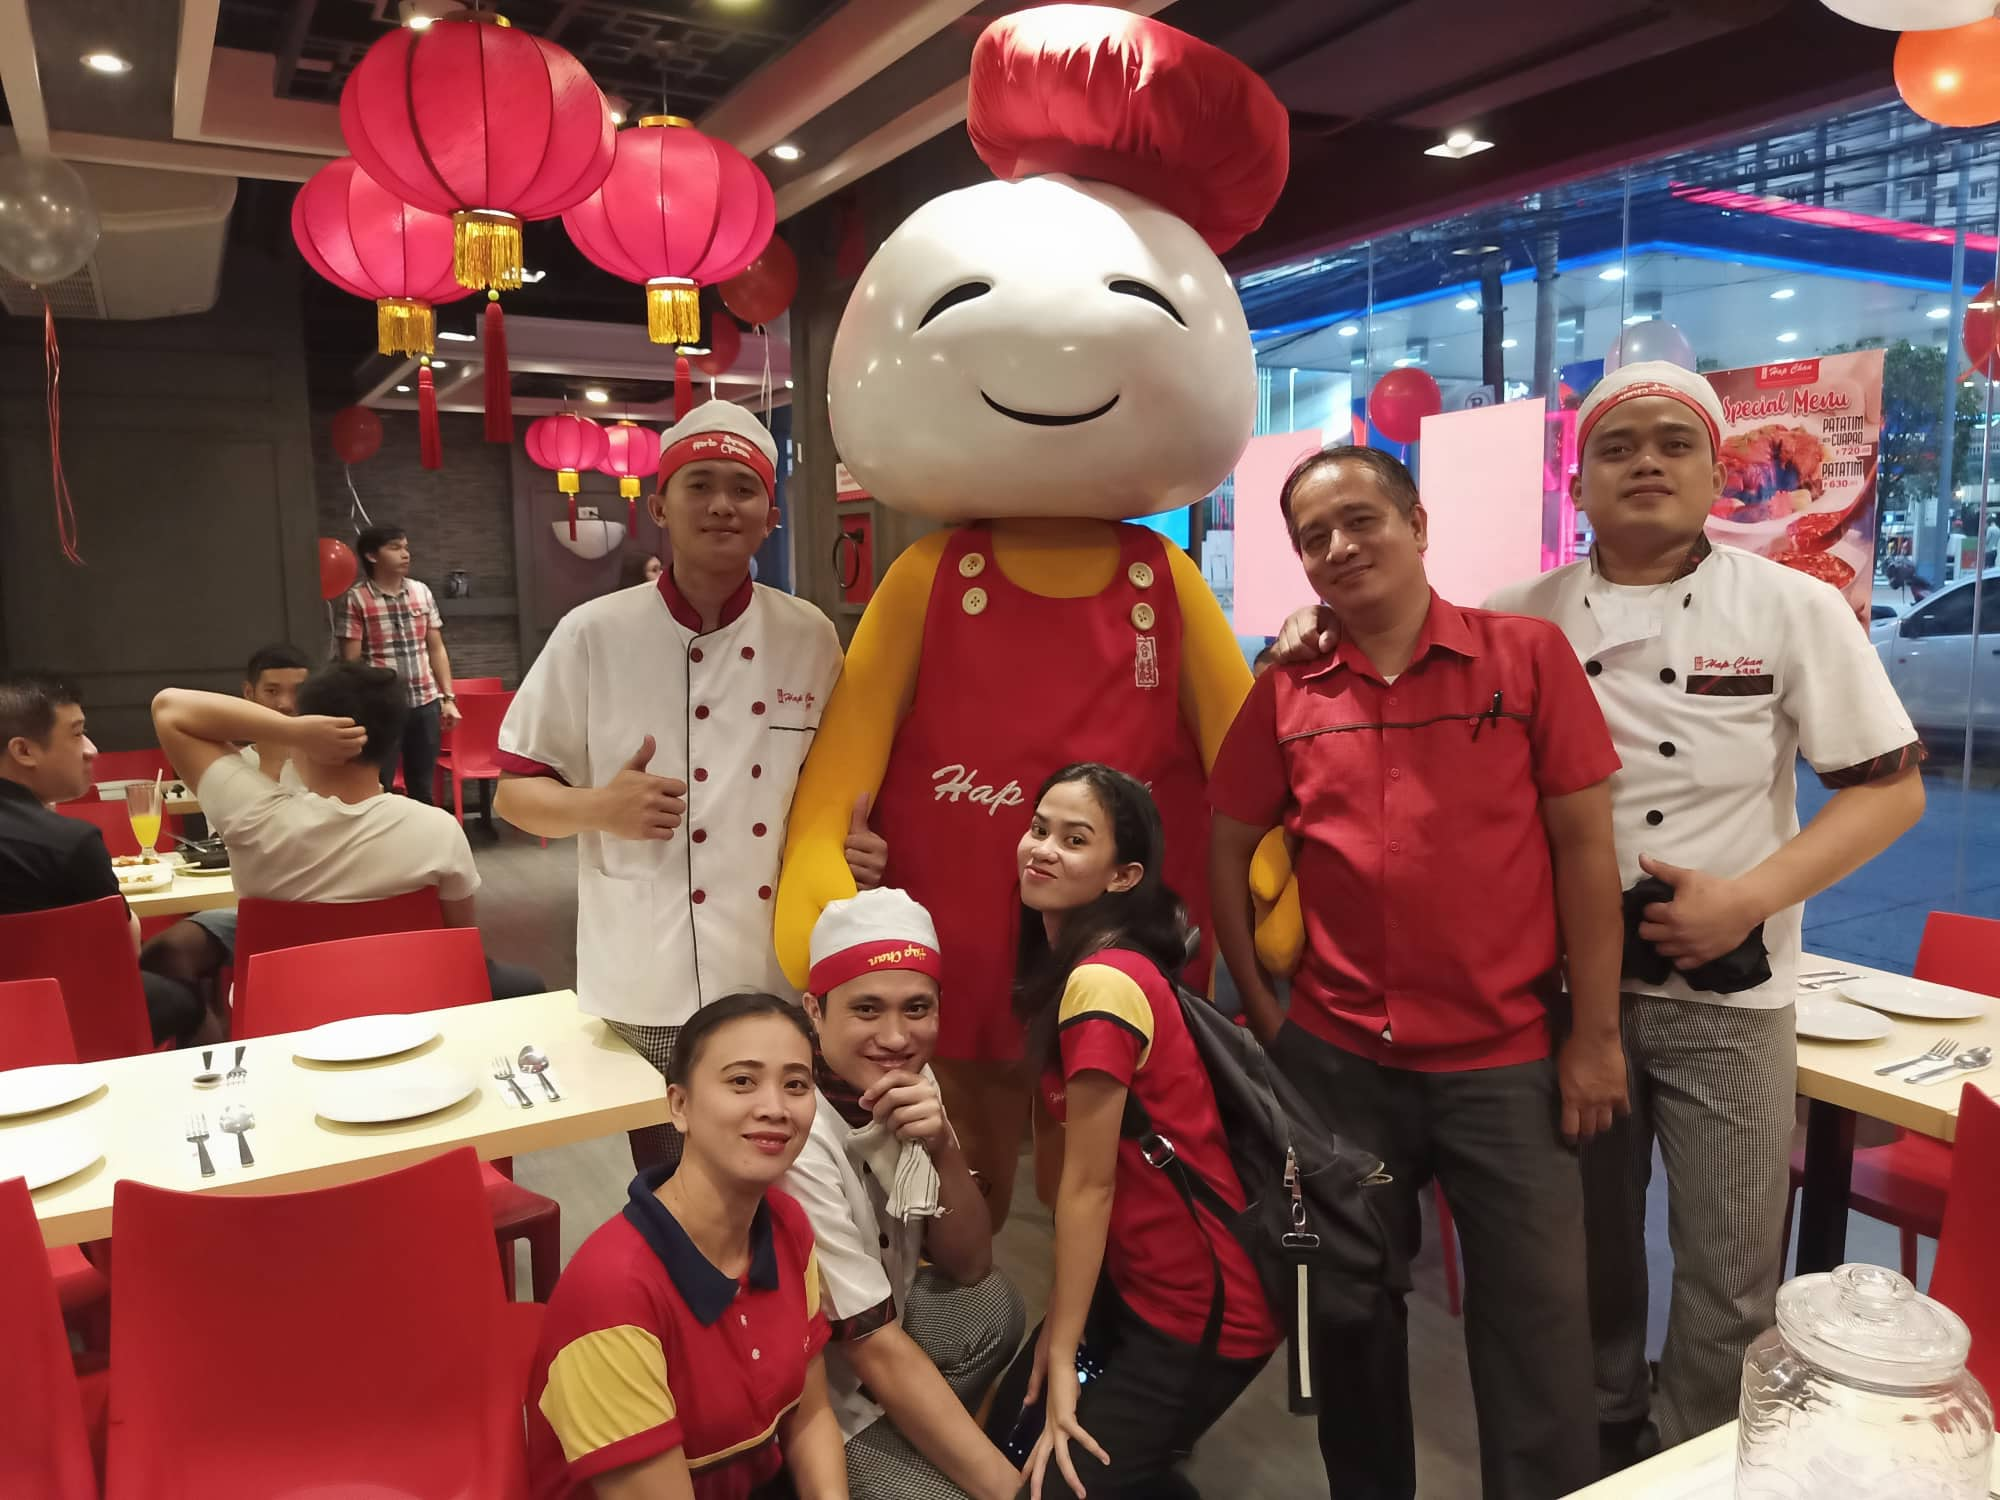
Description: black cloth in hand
xmin=1620 ymin=877 xmax=1771 ymax=995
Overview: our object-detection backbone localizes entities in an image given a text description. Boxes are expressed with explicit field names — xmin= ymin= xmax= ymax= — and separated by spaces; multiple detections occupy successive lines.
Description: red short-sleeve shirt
xmin=527 ymin=1172 xmax=830 ymax=1500
xmin=1210 ymin=592 xmax=1619 ymax=1070
xmin=1040 ymin=949 xmax=1281 ymax=1359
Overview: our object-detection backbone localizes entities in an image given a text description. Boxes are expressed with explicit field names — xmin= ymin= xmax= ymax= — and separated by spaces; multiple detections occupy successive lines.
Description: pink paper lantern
xmin=292 ymin=157 xmax=471 ymax=355
xmin=527 ymin=413 xmax=610 ymax=540
xmin=597 ymin=420 xmax=660 ymax=531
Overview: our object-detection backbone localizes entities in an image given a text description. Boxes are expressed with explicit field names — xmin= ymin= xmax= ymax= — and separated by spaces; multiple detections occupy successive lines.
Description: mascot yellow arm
xmin=1165 ymin=543 xmax=1303 ymax=975
xmin=774 ymin=530 xmax=949 ymax=988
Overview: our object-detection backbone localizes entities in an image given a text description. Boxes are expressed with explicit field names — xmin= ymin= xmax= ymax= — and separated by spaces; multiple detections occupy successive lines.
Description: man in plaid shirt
xmin=334 ymin=523 xmax=460 ymax=805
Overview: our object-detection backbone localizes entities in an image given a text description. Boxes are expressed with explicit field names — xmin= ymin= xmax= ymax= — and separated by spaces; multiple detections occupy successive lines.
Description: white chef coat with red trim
xmin=499 ymin=573 xmax=843 ymax=1027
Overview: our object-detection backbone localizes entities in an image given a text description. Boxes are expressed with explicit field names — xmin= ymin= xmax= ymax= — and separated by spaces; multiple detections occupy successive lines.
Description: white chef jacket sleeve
xmin=498 ymin=611 xmax=590 ymax=784
xmin=1780 ymin=575 xmax=1924 ymax=787
xmin=783 ymin=1128 xmax=898 ymax=1341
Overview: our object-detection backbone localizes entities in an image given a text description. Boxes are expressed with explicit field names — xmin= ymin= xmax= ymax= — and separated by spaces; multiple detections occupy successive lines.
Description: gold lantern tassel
xmin=453 ymin=209 xmax=525 ymax=292
xmin=559 ymin=469 xmax=580 ymax=540
xmin=376 ymin=298 xmax=436 ymax=357
xmin=646 ymin=278 xmax=701 ymax=345
xmin=620 ymin=474 xmax=640 ymax=532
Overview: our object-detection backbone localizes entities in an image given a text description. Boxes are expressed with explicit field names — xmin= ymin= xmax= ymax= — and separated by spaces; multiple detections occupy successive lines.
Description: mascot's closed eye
xmin=919 ymin=281 xmax=994 ymax=329
xmin=1108 ymin=278 xmax=1184 ymax=326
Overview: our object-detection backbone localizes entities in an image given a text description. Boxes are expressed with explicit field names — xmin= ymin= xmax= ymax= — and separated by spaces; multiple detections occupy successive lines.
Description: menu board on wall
xmin=1702 ymin=351 xmax=1885 ymax=623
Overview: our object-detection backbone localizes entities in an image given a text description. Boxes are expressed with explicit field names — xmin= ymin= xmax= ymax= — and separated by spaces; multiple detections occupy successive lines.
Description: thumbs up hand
xmin=842 ymin=792 xmax=889 ymax=890
xmin=594 ymin=735 xmax=689 ymax=842
xmin=1635 ymin=853 xmax=1763 ymax=968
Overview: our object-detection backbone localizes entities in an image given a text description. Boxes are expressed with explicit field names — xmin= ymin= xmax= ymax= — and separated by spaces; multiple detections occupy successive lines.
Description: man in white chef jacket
xmin=1483 ymin=361 xmax=1926 ymax=1462
xmin=494 ymin=400 xmax=871 ymax=1168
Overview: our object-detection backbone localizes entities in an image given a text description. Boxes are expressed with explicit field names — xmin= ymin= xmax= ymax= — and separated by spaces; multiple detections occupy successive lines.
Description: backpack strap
xmin=1119 ymin=1093 xmax=1228 ymax=1380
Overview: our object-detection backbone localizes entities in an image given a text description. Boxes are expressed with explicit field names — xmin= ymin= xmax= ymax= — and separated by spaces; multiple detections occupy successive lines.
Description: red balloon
xmin=318 ymin=538 xmax=357 ymax=601
xmin=690 ymin=316 xmax=742 ymax=377
xmin=718 ymin=236 xmax=798 ymax=326
xmin=1896 ymin=20 xmax=2000 ymax=128
xmin=1964 ymin=280 xmax=2000 ymax=379
xmin=330 ymin=406 xmax=382 ymax=464
xmin=1367 ymin=368 xmax=1443 ymax=445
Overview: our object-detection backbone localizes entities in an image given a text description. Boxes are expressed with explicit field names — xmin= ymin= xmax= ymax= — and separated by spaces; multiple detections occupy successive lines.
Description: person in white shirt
xmin=783 ymin=889 xmax=1026 ymax=1500
xmin=494 ymin=401 xmax=879 ymax=1169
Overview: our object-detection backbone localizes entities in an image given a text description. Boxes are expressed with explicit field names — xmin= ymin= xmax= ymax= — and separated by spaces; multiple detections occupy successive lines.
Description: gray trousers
xmin=1582 ymin=995 xmax=1795 ymax=1446
xmin=1272 ymin=1023 xmax=1598 ymax=1500
xmin=846 ymin=1268 xmax=1028 ymax=1500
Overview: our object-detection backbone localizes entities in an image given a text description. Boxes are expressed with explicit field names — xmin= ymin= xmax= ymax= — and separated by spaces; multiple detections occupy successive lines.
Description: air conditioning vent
xmin=0 ymin=266 xmax=102 ymax=318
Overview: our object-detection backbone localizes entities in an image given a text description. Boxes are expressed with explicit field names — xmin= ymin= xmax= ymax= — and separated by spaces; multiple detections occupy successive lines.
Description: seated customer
xmin=236 ymin=642 xmax=311 ymax=787
xmin=0 ymin=672 xmax=204 ymax=1045
xmin=149 ymin=664 xmax=542 ymax=999
xmin=786 ymin=889 xmax=1026 ymax=1500
xmin=527 ymin=993 xmax=845 ymax=1500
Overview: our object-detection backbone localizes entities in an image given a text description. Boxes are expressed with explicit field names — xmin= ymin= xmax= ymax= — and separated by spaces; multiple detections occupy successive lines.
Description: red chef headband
xmin=656 ymin=399 xmax=779 ymax=495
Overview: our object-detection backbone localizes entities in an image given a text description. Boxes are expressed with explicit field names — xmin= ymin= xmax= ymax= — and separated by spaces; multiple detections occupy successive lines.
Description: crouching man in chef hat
xmin=785 ymin=887 xmax=1028 ymax=1500
xmin=495 ymin=397 xmax=886 ymax=1170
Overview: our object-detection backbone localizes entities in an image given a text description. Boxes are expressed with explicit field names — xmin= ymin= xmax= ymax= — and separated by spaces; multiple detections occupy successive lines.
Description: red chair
xmin=437 ymin=688 xmax=513 ymax=825
xmin=1783 ymin=913 xmax=2000 ymax=1277
xmin=54 ymin=799 xmax=155 ymax=857
xmin=0 ymin=898 xmax=156 ymax=1061
xmin=1929 ymin=1083 xmax=2000 ymax=1390
xmin=454 ymin=676 xmax=503 ymax=693
xmin=0 ymin=1176 xmax=100 ymax=1499
xmin=106 ymin=1147 xmax=532 ymax=1498
xmin=238 ymin=929 xmax=560 ymax=1302
xmin=230 ymin=887 xmax=443 ymax=1024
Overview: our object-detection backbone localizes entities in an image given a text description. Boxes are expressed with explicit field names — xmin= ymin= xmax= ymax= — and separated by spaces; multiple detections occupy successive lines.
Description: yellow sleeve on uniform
xmin=539 ymin=1324 xmax=679 ymax=1465
xmin=1058 ymin=964 xmax=1155 ymax=1075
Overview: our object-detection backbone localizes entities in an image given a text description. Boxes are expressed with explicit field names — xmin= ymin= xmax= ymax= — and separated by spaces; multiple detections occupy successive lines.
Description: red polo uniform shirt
xmin=1211 ymin=592 xmax=1619 ymax=1071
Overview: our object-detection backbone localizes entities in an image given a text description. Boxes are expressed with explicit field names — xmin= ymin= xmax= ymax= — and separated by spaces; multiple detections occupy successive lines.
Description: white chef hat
xmin=808 ymin=888 xmax=943 ymax=995
xmin=656 ymin=399 xmax=779 ymax=495
xmin=1577 ymin=360 xmax=1726 ymax=456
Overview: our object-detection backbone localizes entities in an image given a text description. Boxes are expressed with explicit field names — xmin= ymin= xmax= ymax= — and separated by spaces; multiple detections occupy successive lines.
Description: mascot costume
xmin=776 ymin=6 xmax=1294 ymax=1218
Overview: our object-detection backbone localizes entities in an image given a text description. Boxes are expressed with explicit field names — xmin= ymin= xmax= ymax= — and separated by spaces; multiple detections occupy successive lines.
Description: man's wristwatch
xmin=441 ymin=693 xmax=457 ymax=702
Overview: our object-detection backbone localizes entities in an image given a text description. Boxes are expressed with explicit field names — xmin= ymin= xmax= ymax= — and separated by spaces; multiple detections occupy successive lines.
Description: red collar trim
xmin=1299 ymin=590 xmax=1478 ymax=684
xmin=656 ymin=568 xmax=754 ymax=633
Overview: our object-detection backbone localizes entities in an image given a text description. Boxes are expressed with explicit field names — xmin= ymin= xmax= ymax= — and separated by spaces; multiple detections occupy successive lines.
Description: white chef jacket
xmin=780 ymin=1079 xmax=933 ymax=1440
xmin=1487 ymin=539 xmax=1920 ymax=1009
xmin=498 ymin=574 xmax=843 ymax=1026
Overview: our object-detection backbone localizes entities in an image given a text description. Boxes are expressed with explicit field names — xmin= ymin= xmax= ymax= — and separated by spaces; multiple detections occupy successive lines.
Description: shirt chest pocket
xmin=1674 ymin=679 xmax=1780 ymax=790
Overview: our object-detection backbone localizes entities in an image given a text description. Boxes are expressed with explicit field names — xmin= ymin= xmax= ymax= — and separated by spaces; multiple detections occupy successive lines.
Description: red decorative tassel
xmin=674 ymin=355 xmax=694 ymax=422
xmin=44 ymin=300 xmax=82 ymax=565
xmin=483 ymin=294 xmax=512 ymax=442
xmin=568 ymin=492 xmax=577 ymax=542
xmin=418 ymin=365 xmax=442 ymax=470
xmin=628 ymin=495 xmax=637 ymax=532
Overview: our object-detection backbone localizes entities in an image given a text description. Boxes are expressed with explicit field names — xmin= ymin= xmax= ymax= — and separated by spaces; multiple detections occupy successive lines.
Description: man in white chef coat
xmin=1484 ymin=361 xmax=1926 ymax=1462
xmin=495 ymin=400 xmax=877 ymax=1168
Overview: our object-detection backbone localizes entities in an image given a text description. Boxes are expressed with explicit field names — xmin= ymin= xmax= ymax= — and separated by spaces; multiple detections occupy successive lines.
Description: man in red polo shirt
xmin=1209 ymin=445 xmax=1627 ymax=1500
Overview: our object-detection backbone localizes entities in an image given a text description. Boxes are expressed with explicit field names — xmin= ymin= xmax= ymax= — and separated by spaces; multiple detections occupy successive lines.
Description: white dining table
xmin=1 ymin=989 xmax=668 ymax=1248
xmin=1561 ymin=1421 xmax=2000 ymax=1496
xmin=120 ymin=852 xmax=235 ymax=919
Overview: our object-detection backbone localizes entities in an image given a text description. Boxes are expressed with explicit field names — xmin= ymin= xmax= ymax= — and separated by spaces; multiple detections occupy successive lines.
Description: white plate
xmin=292 ymin=1013 xmax=440 ymax=1063
xmin=0 ymin=1064 xmax=105 ymax=1119
xmin=114 ymin=863 xmax=174 ymax=894
xmin=1796 ymin=997 xmax=1894 ymax=1042
xmin=0 ymin=1124 xmax=102 ymax=1189
xmin=1835 ymin=976 xmax=1991 ymax=1022
xmin=314 ymin=1060 xmax=477 ymax=1124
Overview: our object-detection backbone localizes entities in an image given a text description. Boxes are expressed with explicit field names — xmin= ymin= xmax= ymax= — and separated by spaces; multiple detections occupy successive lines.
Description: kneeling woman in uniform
xmin=526 ymin=993 xmax=848 ymax=1500
xmin=999 ymin=764 xmax=1279 ymax=1499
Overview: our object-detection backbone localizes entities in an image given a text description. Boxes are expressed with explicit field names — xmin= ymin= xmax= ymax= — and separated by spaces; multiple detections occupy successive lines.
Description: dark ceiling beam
xmin=544 ymin=0 xmax=586 ymax=43
xmin=271 ymin=0 xmax=316 ymax=98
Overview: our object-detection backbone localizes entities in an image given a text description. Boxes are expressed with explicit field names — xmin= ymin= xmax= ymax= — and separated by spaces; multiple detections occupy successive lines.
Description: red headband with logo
xmin=657 ymin=430 xmax=776 ymax=494
xmin=808 ymin=939 xmax=943 ymax=996
xmin=1578 ymin=380 xmax=1722 ymax=454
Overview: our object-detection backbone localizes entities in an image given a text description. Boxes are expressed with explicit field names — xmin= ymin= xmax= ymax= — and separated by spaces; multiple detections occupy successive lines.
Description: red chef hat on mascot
xmin=967 ymin=6 xmax=1291 ymax=254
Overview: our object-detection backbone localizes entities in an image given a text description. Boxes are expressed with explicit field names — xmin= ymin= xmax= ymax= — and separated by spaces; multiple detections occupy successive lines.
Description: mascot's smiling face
xmin=828 ymin=174 xmax=1254 ymax=523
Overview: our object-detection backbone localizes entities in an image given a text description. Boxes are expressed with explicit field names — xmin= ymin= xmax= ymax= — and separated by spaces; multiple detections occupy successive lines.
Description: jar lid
xmin=1776 ymin=1263 xmax=1971 ymax=1389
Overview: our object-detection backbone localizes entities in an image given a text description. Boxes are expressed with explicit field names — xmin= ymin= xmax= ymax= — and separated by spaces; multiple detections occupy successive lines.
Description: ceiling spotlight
xmin=1776 ymin=331 xmax=1799 ymax=344
xmin=396 ymin=384 xmax=411 ymax=393
xmin=1598 ymin=266 xmax=1625 ymax=281
xmin=1928 ymin=305 xmax=1951 ymax=319
xmin=1500 ymin=337 xmax=1518 ymax=349
xmin=1770 ymin=287 xmax=1796 ymax=300
xmin=1454 ymin=296 xmax=1479 ymax=311
xmin=785 ymin=378 xmax=795 ymax=388
xmin=605 ymin=93 xmax=631 ymax=127
xmin=430 ymin=360 xmax=448 ymax=370
xmin=770 ymin=143 xmax=803 ymax=162
xmin=584 ymin=387 xmax=609 ymax=403
xmin=82 ymin=52 xmax=131 ymax=74
xmin=1336 ymin=322 xmax=1361 ymax=337
xmin=398 ymin=0 xmax=468 ymax=28
xmin=1425 ymin=131 xmax=1493 ymax=161
xmin=1450 ymin=244 xmax=1501 ymax=257
xmin=519 ymin=268 xmax=547 ymax=284
xmin=436 ymin=329 xmax=476 ymax=342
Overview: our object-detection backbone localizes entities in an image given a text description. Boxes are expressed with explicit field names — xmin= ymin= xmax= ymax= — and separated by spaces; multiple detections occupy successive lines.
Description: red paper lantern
xmin=292 ymin=158 xmax=471 ymax=356
xmin=689 ymin=316 xmax=742 ymax=378
xmin=318 ymin=537 xmax=358 ymax=600
xmin=718 ymin=235 xmax=798 ymax=327
xmin=1367 ymin=368 xmax=1443 ymax=445
xmin=598 ymin=420 xmax=659 ymax=531
xmin=330 ymin=406 xmax=383 ymax=465
xmin=526 ymin=413 xmax=610 ymax=539
xmin=1896 ymin=19 xmax=2000 ymax=128
xmin=561 ymin=116 xmax=773 ymax=345
xmin=339 ymin=15 xmax=614 ymax=292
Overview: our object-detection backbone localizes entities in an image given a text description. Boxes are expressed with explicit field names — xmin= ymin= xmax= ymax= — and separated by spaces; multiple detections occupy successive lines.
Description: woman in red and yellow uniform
xmin=526 ymin=993 xmax=847 ymax=1500
xmin=1004 ymin=763 xmax=1279 ymax=1500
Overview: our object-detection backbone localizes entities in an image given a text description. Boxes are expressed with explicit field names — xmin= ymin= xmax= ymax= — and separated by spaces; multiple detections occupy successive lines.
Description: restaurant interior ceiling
xmin=0 ymin=0 xmax=1899 ymax=417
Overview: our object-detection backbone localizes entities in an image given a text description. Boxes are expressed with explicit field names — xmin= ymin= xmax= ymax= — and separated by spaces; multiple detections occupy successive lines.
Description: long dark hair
xmin=1013 ymin=763 xmax=1190 ymax=1069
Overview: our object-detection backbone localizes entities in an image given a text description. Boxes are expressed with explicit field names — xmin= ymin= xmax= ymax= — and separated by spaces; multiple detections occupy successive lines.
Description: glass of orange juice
xmin=125 ymin=781 xmax=163 ymax=854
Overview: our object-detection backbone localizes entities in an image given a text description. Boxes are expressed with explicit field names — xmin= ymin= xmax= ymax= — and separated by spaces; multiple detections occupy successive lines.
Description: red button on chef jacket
xmin=1210 ymin=593 xmax=1620 ymax=1071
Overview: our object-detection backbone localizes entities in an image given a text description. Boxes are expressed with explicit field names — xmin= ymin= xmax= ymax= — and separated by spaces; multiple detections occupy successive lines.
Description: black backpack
xmin=1120 ymin=983 xmax=1409 ymax=1414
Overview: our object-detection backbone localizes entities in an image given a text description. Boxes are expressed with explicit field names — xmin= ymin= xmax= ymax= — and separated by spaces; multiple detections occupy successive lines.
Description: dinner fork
xmin=1873 ymin=1037 xmax=1956 ymax=1076
xmin=186 ymin=1113 xmax=215 ymax=1178
xmin=226 ymin=1045 xmax=247 ymax=1086
xmin=492 ymin=1055 xmax=534 ymax=1108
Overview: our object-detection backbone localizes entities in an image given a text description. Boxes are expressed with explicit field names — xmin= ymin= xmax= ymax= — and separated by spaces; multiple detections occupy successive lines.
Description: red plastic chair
xmin=0 ymin=1176 xmax=99 ymax=1499
xmin=0 ymin=898 xmax=156 ymax=1061
xmin=454 ymin=676 xmax=503 ymax=693
xmin=1783 ymin=913 xmax=2000 ymax=1276
xmin=238 ymin=929 xmax=560 ymax=1302
xmin=1929 ymin=1083 xmax=2000 ymax=1390
xmin=230 ymin=887 xmax=443 ymax=1023
xmin=438 ymin=689 xmax=513 ymax=825
xmin=105 ymin=1147 xmax=532 ymax=1499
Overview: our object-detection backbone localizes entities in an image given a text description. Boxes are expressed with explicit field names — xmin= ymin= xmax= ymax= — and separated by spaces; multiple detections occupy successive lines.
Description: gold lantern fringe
xmin=376 ymin=298 xmax=436 ymax=357
xmin=646 ymin=278 xmax=701 ymax=345
xmin=453 ymin=210 xmax=524 ymax=292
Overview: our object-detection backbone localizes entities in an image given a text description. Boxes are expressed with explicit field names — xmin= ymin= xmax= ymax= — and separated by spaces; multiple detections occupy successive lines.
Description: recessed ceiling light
xmin=1776 ymin=331 xmax=1799 ymax=343
xmin=519 ymin=268 xmax=547 ymax=284
xmin=1425 ymin=131 xmax=1493 ymax=160
xmin=436 ymin=329 xmax=475 ymax=342
xmin=1500 ymin=337 xmax=1518 ymax=349
xmin=584 ymin=387 xmax=609 ymax=403
xmin=1599 ymin=266 xmax=1625 ymax=281
xmin=1623 ymin=313 xmax=1649 ymax=326
xmin=408 ymin=14 xmax=434 ymax=27
xmin=1393 ymin=355 xmax=1422 ymax=367
xmin=83 ymin=52 xmax=131 ymax=74
xmin=678 ymin=345 xmax=710 ymax=357
xmin=1455 ymin=296 xmax=1478 ymax=312
xmin=1769 ymin=287 xmax=1796 ymax=300
xmin=395 ymin=384 xmax=411 ymax=393
xmin=609 ymin=109 xmax=625 ymax=125
xmin=770 ymin=143 xmax=803 ymax=162
xmin=430 ymin=360 xmax=447 ymax=370
xmin=785 ymin=378 xmax=795 ymax=389
xmin=1336 ymin=322 xmax=1361 ymax=337
xmin=1928 ymin=305 xmax=1951 ymax=319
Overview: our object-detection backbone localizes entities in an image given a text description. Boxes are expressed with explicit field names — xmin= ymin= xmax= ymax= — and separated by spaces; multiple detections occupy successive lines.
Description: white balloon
xmin=1818 ymin=0 xmax=1994 ymax=30
xmin=1605 ymin=319 xmax=1696 ymax=374
xmin=0 ymin=153 xmax=100 ymax=287
xmin=828 ymin=175 xmax=1254 ymax=522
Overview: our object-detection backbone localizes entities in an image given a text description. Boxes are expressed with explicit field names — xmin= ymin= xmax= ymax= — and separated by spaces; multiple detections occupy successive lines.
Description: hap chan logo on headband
xmin=866 ymin=944 xmax=933 ymax=969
